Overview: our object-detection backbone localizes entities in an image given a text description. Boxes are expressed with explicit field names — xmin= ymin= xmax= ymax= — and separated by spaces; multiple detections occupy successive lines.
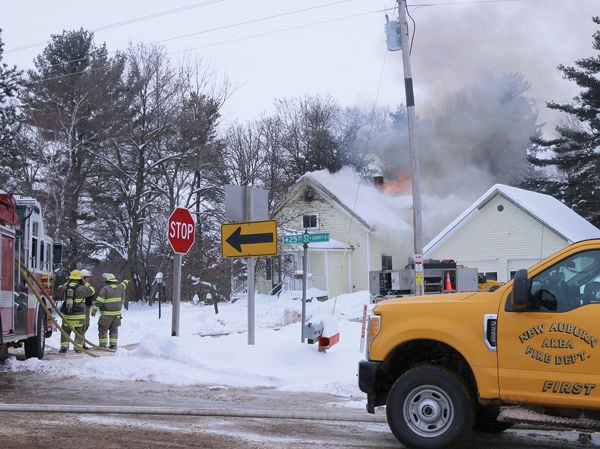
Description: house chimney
xmin=373 ymin=175 xmax=384 ymax=191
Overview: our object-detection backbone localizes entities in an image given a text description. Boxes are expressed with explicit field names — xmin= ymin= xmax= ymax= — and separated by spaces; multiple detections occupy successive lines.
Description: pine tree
xmin=0 ymin=29 xmax=24 ymax=188
xmin=22 ymin=29 xmax=127 ymax=269
xmin=524 ymin=17 xmax=600 ymax=228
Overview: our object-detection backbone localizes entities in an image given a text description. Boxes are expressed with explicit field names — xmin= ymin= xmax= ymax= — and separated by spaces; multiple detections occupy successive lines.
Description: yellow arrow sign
xmin=221 ymin=220 xmax=278 ymax=257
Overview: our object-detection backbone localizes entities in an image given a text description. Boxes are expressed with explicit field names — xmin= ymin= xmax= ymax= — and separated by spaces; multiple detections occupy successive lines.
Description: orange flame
xmin=383 ymin=172 xmax=411 ymax=194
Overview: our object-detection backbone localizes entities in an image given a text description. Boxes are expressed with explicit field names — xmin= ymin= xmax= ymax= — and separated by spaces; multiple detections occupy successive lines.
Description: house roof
xmin=272 ymin=167 xmax=412 ymax=235
xmin=424 ymin=183 xmax=600 ymax=253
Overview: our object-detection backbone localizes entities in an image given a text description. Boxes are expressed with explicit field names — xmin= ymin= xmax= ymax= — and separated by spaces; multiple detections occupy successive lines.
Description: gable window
xmin=382 ymin=255 xmax=393 ymax=271
xmin=303 ymin=214 xmax=319 ymax=230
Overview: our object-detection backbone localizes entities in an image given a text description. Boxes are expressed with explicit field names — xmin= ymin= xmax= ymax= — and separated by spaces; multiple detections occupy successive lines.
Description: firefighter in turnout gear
xmin=92 ymin=273 xmax=128 ymax=349
xmin=80 ymin=269 xmax=96 ymax=348
xmin=57 ymin=270 xmax=93 ymax=353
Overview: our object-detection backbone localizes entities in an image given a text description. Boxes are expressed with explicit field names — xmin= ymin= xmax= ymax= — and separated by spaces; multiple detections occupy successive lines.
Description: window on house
xmin=302 ymin=214 xmax=319 ymax=230
xmin=483 ymin=272 xmax=498 ymax=281
xmin=382 ymin=255 xmax=393 ymax=271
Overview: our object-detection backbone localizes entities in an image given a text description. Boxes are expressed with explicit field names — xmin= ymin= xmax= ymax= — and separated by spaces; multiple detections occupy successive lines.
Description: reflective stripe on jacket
xmin=93 ymin=283 xmax=126 ymax=316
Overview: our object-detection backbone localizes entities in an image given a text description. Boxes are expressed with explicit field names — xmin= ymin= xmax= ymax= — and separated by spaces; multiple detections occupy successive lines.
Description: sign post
xmin=221 ymin=219 xmax=277 ymax=345
xmin=167 ymin=207 xmax=195 ymax=337
xmin=282 ymin=232 xmax=330 ymax=342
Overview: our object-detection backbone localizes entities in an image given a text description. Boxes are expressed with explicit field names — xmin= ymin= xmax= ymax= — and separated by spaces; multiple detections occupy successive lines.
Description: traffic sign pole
xmin=281 ymin=231 xmax=330 ymax=342
xmin=171 ymin=253 xmax=182 ymax=336
xmin=247 ymin=257 xmax=255 ymax=345
xmin=301 ymin=235 xmax=308 ymax=343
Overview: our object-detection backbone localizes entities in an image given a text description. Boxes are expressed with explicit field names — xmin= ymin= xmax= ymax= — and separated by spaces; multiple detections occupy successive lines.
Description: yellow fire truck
xmin=359 ymin=239 xmax=600 ymax=449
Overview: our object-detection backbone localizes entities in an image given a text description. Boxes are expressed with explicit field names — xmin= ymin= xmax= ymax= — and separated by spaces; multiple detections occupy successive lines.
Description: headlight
xmin=366 ymin=315 xmax=381 ymax=358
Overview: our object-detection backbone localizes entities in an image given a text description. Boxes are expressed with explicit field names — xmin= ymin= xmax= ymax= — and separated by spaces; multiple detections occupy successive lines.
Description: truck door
xmin=497 ymin=249 xmax=600 ymax=409
xmin=1 ymin=233 xmax=15 ymax=337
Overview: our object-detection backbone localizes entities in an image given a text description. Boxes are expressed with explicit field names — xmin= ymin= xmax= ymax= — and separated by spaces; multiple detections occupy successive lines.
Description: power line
xmin=20 ymin=5 xmax=376 ymax=86
xmin=153 ymin=0 xmax=356 ymax=46
xmin=5 ymin=0 xmax=355 ymax=55
xmin=165 ymin=10 xmax=378 ymax=55
xmin=11 ymin=0 xmax=539 ymax=86
xmin=5 ymin=0 xmax=225 ymax=54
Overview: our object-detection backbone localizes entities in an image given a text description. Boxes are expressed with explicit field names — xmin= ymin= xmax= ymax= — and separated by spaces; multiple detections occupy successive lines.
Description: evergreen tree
xmin=22 ymin=29 xmax=127 ymax=269
xmin=524 ymin=17 xmax=600 ymax=227
xmin=0 ymin=29 xmax=24 ymax=188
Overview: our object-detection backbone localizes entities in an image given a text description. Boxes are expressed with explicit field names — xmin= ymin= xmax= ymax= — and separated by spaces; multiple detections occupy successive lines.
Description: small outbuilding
xmin=424 ymin=184 xmax=600 ymax=282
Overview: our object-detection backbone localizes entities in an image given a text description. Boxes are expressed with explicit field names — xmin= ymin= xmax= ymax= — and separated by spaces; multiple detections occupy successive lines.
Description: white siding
xmin=426 ymin=195 xmax=568 ymax=282
xmin=273 ymin=185 xmax=408 ymax=297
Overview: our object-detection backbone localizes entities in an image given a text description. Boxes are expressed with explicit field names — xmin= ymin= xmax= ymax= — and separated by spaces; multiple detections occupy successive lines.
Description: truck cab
xmin=359 ymin=239 xmax=600 ymax=449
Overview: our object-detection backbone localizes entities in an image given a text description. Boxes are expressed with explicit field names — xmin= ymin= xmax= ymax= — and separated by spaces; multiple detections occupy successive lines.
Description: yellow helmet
xmin=69 ymin=270 xmax=82 ymax=280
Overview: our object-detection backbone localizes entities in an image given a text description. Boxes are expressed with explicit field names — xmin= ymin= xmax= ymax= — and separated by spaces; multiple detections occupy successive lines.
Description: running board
xmin=499 ymin=406 xmax=600 ymax=432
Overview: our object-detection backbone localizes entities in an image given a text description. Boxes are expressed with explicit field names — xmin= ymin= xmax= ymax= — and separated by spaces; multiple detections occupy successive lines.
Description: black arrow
xmin=226 ymin=226 xmax=274 ymax=252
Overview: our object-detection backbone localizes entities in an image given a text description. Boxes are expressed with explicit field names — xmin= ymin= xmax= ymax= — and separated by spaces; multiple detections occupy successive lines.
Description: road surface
xmin=0 ymin=371 xmax=599 ymax=448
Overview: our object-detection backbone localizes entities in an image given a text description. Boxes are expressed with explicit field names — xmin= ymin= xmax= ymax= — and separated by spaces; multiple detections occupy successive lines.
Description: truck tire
xmin=386 ymin=365 xmax=475 ymax=449
xmin=24 ymin=311 xmax=46 ymax=360
xmin=0 ymin=315 xmax=8 ymax=362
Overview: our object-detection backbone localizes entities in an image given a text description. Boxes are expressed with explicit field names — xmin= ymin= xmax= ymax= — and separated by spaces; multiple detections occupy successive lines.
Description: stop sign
xmin=167 ymin=207 xmax=195 ymax=254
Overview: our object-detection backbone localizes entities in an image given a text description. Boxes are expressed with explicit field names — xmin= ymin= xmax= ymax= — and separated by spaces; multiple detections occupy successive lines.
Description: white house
xmin=265 ymin=168 xmax=414 ymax=298
xmin=424 ymin=184 xmax=600 ymax=282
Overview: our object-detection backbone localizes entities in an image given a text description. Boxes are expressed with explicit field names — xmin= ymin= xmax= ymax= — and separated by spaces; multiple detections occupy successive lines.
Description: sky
xmin=1 ymin=0 xmax=598 ymax=130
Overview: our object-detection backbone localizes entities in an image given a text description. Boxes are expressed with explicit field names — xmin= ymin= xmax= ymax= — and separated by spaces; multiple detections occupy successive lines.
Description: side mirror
xmin=53 ymin=243 xmax=63 ymax=265
xmin=511 ymin=269 xmax=530 ymax=311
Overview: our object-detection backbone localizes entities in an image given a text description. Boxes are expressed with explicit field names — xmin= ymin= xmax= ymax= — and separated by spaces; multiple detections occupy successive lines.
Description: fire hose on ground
xmin=0 ymin=402 xmax=388 ymax=422
xmin=18 ymin=262 xmax=115 ymax=357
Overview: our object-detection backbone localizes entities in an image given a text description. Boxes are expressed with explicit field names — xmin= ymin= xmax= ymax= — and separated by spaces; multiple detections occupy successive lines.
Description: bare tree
xmin=86 ymin=44 xmax=230 ymax=302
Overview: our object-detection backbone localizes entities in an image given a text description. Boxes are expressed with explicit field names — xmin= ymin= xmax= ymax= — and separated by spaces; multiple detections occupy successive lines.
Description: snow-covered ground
xmin=4 ymin=289 xmax=600 ymax=447
xmin=4 ymin=289 xmax=371 ymax=406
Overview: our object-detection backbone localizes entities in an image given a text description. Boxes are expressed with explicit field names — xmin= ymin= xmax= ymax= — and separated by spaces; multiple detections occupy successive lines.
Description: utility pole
xmin=396 ymin=0 xmax=424 ymax=295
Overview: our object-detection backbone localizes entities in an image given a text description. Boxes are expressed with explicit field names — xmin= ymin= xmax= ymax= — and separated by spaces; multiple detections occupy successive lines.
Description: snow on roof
xmin=302 ymin=167 xmax=412 ymax=235
xmin=425 ymin=183 xmax=600 ymax=252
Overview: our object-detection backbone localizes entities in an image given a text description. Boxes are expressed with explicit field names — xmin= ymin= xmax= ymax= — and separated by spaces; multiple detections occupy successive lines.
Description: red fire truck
xmin=0 ymin=191 xmax=60 ymax=360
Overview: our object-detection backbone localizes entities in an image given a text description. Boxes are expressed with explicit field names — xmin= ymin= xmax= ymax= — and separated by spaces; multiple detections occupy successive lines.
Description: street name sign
xmin=221 ymin=220 xmax=278 ymax=257
xmin=282 ymin=232 xmax=330 ymax=244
